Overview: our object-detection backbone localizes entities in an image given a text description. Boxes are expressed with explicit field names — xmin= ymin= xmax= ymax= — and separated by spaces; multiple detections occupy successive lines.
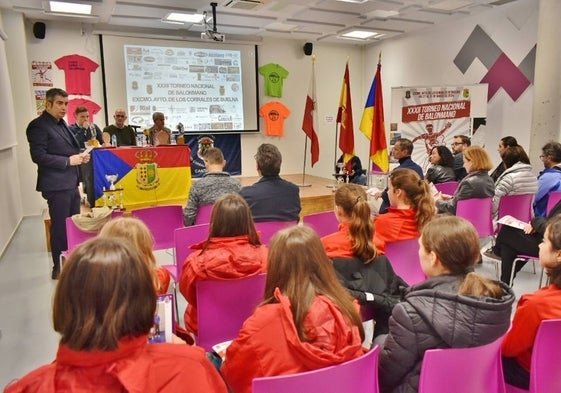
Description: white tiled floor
xmin=0 ymin=216 xmax=544 ymax=388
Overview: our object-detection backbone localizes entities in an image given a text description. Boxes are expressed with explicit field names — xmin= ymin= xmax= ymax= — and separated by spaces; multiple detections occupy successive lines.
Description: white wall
xmin=363 ymin=0 xmax=538 ymax=169
xmin=0 ymin=9 xmax=24 ymax=256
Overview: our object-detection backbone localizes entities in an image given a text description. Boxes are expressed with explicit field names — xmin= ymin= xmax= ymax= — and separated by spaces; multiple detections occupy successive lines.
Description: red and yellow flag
xmin=337 ymin=61 xmax=355 ymax=164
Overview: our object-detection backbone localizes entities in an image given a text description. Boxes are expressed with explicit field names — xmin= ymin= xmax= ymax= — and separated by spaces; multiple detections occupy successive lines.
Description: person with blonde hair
xmin=435 ymin=145 xmax=494 ymax=214
xmin=374 ymin=168 xmax=435 ymax=254
xmin=179 ymin=193 xmax=267 ymax=335
xmin=4 ymin=238 xmax=228 ymax=392
xmin=222 ymin=225 xmax=364 ymax=393
xmin=99 ymin=217 xmax=170 ymax=295
xmin=321 ymin=183 xmax=376 ymax=262
xmin=379 ymin=216 xmax=514 ymax=393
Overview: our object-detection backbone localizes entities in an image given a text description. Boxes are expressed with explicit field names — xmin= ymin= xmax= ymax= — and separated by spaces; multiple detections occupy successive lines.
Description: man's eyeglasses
xmin=115 ymin=115 xmax=126 ymax=118
xmin=451 ymin=142 xmax=465 ymax=146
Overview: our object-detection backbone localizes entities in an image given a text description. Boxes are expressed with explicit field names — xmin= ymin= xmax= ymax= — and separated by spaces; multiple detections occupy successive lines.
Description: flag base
xmin=296 ymin=183 xmax=312 ymax=187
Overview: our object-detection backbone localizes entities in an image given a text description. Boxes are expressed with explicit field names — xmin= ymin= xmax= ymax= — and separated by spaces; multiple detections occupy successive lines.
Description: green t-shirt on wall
xmin=259 ymin=63 xmax=289 ymax=98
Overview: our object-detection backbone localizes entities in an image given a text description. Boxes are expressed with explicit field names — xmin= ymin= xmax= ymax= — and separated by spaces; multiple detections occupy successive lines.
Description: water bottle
xmin=111 ymin=134 xmax=117 ymax=147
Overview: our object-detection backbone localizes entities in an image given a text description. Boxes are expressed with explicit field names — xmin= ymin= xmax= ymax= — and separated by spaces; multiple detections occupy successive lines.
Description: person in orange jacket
xmin=321 ymin=183 xmax=377 ymax=262
xmin=374 ymin=168 xmax=435 ymax=254
xmin=179 ymin=193 xmax=268 ymax=335
xmin=3 ymin=238 xmax=227 ymax=393
xmin=502 ymin=215 xmax=561 ymax=389
xmin=99 ymin=217 xmax=170 ymax=295
xmin=221 ymin=225 xmax=365 ymax=393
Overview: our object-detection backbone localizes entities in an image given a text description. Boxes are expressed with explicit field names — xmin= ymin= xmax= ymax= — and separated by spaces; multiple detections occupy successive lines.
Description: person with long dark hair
xmin=222 ymin=226 xmax=364 ymax=393
xmin=425 ymin=145 xmax=455 ymax=184
xmin=179 ymin=193 xmax=267 ymax=336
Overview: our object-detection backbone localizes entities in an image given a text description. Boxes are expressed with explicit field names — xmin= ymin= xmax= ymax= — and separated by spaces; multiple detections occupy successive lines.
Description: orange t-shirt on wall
xmin=259 ymin=101 xmax=291 ymax=136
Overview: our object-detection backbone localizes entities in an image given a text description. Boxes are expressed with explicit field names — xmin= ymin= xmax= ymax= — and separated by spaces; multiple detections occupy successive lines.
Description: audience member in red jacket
xmin=180 ymin=193 xmax=268 ymax=335
xmin=99 ymin=217 xmax=170 ymax=295
xmin=321 ymin=183 xmax=377 ymax=262
xmin=502 ymin=215 xmax=561 ymax=390
xmin=374 ymin=168 xmax=435 ymax=253
xmin=222 ymin=225 xmax=365 ymax=393
xmin=4 ymin=238 xmax=227 ymax=393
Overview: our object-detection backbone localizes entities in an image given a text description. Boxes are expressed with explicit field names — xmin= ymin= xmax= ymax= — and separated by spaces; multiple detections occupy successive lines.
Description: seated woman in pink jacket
xmin=222 ymin=225 xmax=364 ymax=393
xmin=374 ymin=168 xmax=435 ymax=253
xmin=4 ymin=238 xmax=227 ymax=393
xmin=321 ymin=183 xmax=377 ymax=263
xmin=502 ymin=215 xmax=561 ymax=389
xmin=179 ymin=193 xmax=268 ymax=335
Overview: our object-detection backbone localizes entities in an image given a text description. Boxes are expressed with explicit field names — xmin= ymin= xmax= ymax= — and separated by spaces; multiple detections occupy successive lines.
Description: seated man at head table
xmin=103 ymin=108 xmax=137 ymax=147
xmin=144 ymin=111 xmax=172 ymax=146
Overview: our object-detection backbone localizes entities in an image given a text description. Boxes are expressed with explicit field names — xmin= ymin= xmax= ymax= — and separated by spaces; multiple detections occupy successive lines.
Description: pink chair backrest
xmin=162 ymin=223 xmax=210 ymax=281
xmin=65 ymin=217 xmax=97 ymax=252
xmin=546 ymin=191 xmax=561 ymax=215
xmin=456 ymin=197 xmax=494 ymax=238
xmin=252 ymin=345 xmax=380 ymax=393
xmin=254 ymin=221 xmax=298 ymax=245
xmin=505 ymin=319 xmax=561 ymax=393
xmin=302 ymin=211 xmax=339 ymax=238
xmin=194 ymin=204 xmax=214 ymax=225
xmin=419 ymin=336 xmax=506 ymax=393
xmin=196 ymin=273 xmax=267 ymax=351
xmin=498 ymin=194 xmax=534 ymax=223
xmin=384 ymin=238 xmax=426 ymax=286
xmin=131 ymin=205 xmax=183 ymax=250
xmin=434 ymin=181 xmax=459 ymax=195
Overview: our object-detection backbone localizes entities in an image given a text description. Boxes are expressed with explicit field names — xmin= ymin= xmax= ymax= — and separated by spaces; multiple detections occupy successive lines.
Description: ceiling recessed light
xmin=163 ymin=12 xmax=204 ymax=24
xmin=341 ymin=30 xmax=378 ymax=39
xmin=49 ymin=1 xmax=91 ymax=15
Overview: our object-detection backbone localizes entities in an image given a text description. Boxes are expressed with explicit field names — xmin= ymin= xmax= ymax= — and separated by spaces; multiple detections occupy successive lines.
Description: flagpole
xmin=299 ymin=135 xmax=311 ymax=187
xmin=297 ymin=54 xmax=317 ymax=188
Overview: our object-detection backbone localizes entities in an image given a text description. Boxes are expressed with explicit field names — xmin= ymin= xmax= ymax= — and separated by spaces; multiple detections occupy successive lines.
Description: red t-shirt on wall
xmin=55 ymin=54 xmax=99 ymax=95
xmin=67 ymin=98 xmax=102 ymax=124
xmin=259 ymin=101 xmax=290 ymax=136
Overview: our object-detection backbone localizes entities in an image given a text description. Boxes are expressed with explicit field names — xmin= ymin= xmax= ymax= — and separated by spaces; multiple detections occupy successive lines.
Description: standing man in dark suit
xmin=27 ymin=88 xmax=90 ymax=279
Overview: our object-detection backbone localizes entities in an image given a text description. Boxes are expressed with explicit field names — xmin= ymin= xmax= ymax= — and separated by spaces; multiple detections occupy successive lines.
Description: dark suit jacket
xmin=27 ymin=111 xmax=81 ymax=192
xmin=239 ymin=175 xmax=301 ymax=222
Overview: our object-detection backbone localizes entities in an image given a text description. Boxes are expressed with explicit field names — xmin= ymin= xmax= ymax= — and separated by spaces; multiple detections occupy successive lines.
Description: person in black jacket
xmin=26 ymin=88 xmax=90 ymax=279
xmin=490 ymin=198 xmax=561 ymax=285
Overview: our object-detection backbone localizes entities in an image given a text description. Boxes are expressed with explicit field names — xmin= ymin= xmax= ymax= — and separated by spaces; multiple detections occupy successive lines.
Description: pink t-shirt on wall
xmin=67 ymin=98 xmax=101 ymax=124
xmin=55 ymin=54 xmax=99 ymax=95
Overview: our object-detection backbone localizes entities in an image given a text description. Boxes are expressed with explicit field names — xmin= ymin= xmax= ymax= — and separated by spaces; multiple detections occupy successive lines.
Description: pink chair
xmin=162 ymin=223 xmax=210 ymax=283
xmin=302 ymin=211 xmax=339 ymax=238
xmin=505 ymin=319 xmax=561 ymax=393
xmin=434 ymin=181 xmax=459 ymax=195
xmin=254 ymin=221 xmax=298 ymax=245
xmin=252 ymin=345 xmax=380 ymax=393
xmin=130 ymin=205 xmax=183 ymax=250
xmin=419 ymin=336 xmax=506 ymax=393
xmin=196 ymin=273 xmax=267 ymax=351
xmin=65 ymin=217 xmax=97 ymax=253
xmin=456 ymin=197 xmax=494 ymax=238
xmin=384 ymin=238 xmax=426 ymax=286
xmin=498 ymin=194 xmax=534 ymax=224
xmin=546 ymin=191 xmax=561 ymax=214
xmin=194 ymin=204 xmax=214 ymax=225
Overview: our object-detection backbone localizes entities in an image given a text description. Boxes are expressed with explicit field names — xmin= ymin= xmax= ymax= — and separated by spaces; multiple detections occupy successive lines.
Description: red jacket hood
xmin=275 ymin=288 xmax=363 ymax=369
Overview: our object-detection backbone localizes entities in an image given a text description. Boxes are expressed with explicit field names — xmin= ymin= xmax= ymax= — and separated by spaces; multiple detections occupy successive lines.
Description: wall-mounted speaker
xmin=303 ymin=42 xmax=313 ymax=56
xmin=33 ymin=22 xmax=46 ymax=39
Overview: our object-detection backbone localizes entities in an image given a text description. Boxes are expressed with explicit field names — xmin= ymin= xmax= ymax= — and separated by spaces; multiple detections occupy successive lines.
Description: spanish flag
xmin=337 ymin=61 xmax=355 ymax=164
xmin=92 ymin=146 xmax=191 ymax=209
xmin=359 ymin=59 xmax=389 ymax=173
